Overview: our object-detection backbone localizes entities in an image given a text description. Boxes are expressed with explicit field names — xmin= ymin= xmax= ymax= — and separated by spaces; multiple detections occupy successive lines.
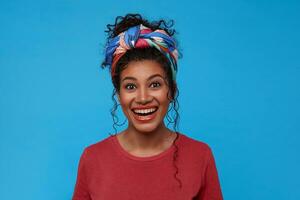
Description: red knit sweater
xmin=72 ymin=132 xmax=223 ymax=200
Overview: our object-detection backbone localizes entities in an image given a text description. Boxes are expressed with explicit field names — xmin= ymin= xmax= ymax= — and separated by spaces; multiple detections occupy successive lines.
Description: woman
xmin=72 ymin=13 xmax=223 ymax=200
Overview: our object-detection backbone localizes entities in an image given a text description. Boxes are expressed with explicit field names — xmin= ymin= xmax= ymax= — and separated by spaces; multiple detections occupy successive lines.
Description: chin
xmin=133 ymin=123 xmax=160 ymax=133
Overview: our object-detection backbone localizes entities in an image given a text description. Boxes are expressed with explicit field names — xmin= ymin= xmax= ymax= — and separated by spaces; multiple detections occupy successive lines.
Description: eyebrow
xmin=121 ymin=74 xmax=164 ymax=82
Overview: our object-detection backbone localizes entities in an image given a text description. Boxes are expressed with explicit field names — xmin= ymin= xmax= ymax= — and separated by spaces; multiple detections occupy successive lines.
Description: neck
xmin=120 ymin=122 xmax=174 ymax=151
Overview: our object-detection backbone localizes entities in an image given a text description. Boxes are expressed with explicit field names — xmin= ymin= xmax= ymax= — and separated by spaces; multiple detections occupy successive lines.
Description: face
xmin=117 ymin=60 xmax=172 ymax=133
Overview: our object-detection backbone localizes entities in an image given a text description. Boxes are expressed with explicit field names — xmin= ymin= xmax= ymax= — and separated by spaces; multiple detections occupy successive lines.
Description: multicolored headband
xmin=104 ymin=24 xmax=179 ymax=80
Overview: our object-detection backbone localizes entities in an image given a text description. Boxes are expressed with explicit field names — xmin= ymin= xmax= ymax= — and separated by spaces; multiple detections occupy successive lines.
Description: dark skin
xmin=116 ymin=60 xmax=177 ymax=157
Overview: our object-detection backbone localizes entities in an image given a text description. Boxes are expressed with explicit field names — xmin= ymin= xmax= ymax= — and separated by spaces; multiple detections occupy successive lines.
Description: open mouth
xmin=131 ymin=107 xmax=158 ymax=122
xmin=131 ymin=107 xmax=158 ymax=116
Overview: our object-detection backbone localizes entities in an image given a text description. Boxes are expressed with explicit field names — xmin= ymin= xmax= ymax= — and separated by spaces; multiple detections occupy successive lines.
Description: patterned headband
xmin=104 ymin=24 xmax=179 ymax=80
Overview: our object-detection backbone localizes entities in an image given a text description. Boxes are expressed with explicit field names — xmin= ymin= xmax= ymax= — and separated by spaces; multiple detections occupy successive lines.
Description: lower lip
xmin=132 ymin=109 xmax=158 ymax=122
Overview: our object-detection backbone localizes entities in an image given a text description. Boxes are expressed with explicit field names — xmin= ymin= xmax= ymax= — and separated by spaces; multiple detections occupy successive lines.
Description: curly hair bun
xmin=105 ymin=13 xmax=176 ymax=39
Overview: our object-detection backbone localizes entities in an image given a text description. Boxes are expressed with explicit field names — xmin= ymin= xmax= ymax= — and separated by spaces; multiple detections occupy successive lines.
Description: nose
xmin=136 ymin=86 xmax=152 ymax=104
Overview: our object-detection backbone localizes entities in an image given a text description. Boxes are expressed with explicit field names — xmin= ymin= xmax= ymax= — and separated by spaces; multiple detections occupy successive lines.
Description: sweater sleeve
xmin=196 ymin=147 xmax=223 ymax=200
xmin=72 ymin=149 xmax=91 ymax=200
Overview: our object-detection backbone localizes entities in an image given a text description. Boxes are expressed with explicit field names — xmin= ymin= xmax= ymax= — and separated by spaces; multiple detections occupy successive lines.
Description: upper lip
xmin=131 ymin=106 xmax=158 ymax=110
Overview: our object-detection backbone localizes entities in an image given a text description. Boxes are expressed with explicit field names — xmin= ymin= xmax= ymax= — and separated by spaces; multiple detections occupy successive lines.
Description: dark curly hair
xmin=101 ymin=13 xmax=182 ymax=189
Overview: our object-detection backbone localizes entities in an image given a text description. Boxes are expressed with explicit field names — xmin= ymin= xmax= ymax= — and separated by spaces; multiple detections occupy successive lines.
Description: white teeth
xmin=133 ymin=108 xmax=157 ymax=114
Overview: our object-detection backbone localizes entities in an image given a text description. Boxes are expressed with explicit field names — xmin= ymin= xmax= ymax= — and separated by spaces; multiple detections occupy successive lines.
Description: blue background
xmin=1 ymin=0 xmax=299 ymax=199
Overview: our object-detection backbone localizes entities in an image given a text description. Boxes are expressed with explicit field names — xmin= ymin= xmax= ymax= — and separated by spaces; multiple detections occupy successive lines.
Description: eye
xmin=150 ymin=81 xmax=161 ymax=88
xmin=124 ymin=83 xmax=136 ymax=90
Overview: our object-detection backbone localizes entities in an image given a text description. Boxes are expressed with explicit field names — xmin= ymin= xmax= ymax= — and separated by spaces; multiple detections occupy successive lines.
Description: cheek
xmin=154 ymin=90 xmax=171 ymax=106
xmin=119 ymin=92 xmax=133 ymax=108
xmin=118 ymin=97 xmax=132 ymax=118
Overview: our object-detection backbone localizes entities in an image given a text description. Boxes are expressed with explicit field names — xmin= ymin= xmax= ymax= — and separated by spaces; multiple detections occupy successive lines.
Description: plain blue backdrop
xmin=0 ymin=0 xmax=299 ymax=199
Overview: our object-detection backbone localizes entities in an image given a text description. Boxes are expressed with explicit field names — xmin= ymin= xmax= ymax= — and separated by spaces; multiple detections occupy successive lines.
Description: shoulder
xmin=178 ymin=132 xmax=214 ymax=161
xmin=80 ymin=135 xmax=114 ymax=161
xmin=179 ymin=132 xmax=212 ymax=153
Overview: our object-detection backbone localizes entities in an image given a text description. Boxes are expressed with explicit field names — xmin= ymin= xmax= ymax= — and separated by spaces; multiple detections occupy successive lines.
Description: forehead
xmin=120 ymin=60 xmax=165 ymax=80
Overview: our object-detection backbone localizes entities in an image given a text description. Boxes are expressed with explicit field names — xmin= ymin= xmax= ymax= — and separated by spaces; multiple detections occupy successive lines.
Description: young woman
xmin=72 ymin=13 xmax=223 ymax=200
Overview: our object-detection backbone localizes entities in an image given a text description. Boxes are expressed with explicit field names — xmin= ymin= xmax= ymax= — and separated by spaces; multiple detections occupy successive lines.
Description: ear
xmin=170 ymin=82 xmax=177 ymax=101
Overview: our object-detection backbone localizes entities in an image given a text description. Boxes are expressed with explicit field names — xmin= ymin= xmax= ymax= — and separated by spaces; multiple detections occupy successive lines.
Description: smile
xmin=132 ymin=107 xmax=158 ymax=116
xmin=131 ymin=107 xmax=158 ymax=122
